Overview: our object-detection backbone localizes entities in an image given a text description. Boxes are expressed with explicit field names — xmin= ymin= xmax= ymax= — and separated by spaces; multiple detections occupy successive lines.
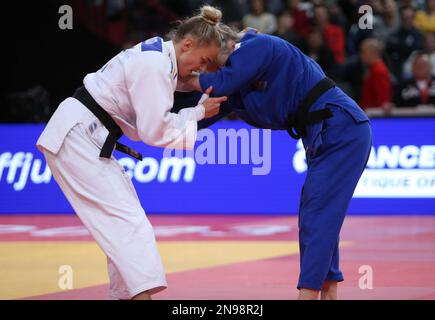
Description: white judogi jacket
xmin=37 ymin=37 xmax=205 ymax=154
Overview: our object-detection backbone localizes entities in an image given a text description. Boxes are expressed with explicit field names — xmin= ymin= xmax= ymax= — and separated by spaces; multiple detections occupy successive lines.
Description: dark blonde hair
xmin=217 ymin=24 xmax=242 ymax=54
xmin=172 ymin=5 xmax=223 ymax=46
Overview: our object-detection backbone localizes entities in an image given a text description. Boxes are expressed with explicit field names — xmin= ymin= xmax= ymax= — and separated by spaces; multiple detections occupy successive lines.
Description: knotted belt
xmin=286 ymin=77 xmax=336 ymax=139
xmin=73 ymin=86 xmax=143 ymax=161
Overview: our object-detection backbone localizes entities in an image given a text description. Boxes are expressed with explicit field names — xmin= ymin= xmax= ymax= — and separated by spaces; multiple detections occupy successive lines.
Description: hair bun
xmin=200 ymin=5 xmax=222 ymax=25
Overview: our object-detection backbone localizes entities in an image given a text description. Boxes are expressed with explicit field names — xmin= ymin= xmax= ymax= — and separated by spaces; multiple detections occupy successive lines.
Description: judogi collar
xmin=165 ymin=40 xmax=178 ymax=81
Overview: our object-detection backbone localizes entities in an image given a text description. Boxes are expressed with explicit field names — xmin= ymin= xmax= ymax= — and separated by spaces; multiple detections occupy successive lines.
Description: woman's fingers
xmin=205 ymin=86 xmax=213 ymax=95
xmin=208 ymin=96 xmax=228 ymax=104
xmin=202 ymin=94 xmax=227 ymax=118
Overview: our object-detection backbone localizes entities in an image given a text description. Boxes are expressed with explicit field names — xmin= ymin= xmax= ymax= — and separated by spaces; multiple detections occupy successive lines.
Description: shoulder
xmin=231 ymin=33 xmax=273 ymax=62
xmin=415 ymin=10 xmax=427 ymax=19
xmin=125 ymin=38 xmax=171 ymax=73
xmin=140 ymin=36 xmax=164 ymax=53
xmin=262 ymin=12 xmax=276 ymax=20
xmin=240 ymin=32 xmax=272 ymax=47
xmin=326 ymin=24 xmax=344 ymax=35
xmin=371 ymin=61 xmax=389 ymax=74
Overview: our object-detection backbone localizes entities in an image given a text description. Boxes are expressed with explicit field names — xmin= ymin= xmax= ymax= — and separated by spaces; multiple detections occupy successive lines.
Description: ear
xmin=182 ymin=37 xmax=194 ymax=52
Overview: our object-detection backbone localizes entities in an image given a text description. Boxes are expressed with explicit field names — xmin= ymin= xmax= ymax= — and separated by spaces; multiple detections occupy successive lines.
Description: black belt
xmin=286 ymin=78 xmax=335 ymax=139
xmin=73 ymin=86 xmax=143 ymax=161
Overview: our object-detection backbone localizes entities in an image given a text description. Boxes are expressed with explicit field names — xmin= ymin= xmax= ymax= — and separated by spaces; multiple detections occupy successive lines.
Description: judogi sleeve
xmin=124 ymin=52 xmax=204 ymax=150
xmin=199 ymin=35 xmax=273 ymax=96
xmin=172 ymin=91 xmax=235 ymax=130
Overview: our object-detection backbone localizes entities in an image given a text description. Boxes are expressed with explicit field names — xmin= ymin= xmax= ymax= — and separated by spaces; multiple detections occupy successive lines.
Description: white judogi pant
xmin=38 ymin=98 xmax=167 ymax=299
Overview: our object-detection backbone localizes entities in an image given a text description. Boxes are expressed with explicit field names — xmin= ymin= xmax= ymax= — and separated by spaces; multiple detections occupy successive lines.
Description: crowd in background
xmin=5 ymin=0 xmax=435 ymax=123
xmin=126 ymin=0 xmax=435 ymax=112
xmin=154 ymin=0 xmax=435 ymax=111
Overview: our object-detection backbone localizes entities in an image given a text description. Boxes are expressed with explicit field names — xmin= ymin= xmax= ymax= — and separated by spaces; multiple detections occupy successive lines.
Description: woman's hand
xmin=200 ymin=86 xmax=227 ymax=118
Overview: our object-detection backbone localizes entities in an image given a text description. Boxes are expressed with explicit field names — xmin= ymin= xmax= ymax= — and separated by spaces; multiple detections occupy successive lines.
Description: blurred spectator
xmin=375 ymin=0 xmax=400 ymax=42
xmin=338 ymin=54 xmax=365 ymax=101
xmin=403 ymin=32 xmax=435 ymax=78
xmin=242 ymin=0 xmax=277 ymax=34
xmin=370 ymin=0 xmax=385 ymax=14
xmin=6 ymin=86 xmax=51 ymax=122
xmin=414 ymin=0 xmax=435 ymax=32
xmin=347 ymin=0 xmax=383 ymax=56
xmin=336 ymin=0 xmax=360 ymax=31
xmin=386 ymin=5 xmax=424 ymax=82
xmin=312 ymin=4 xmax=346 ymax=64
xmin=214 ymin=0 xmax=249 ymax=28
xmin=273 ymin=10 xmax=304 ymax=48
xmin=400 ymin=0 xmax=426 ymax=10
xmin=126 ymin=0 xmax=179 ymax=44
xmin=285 ymin=0 xmax=312 ymax=37
xmin=303 ymin=29 xmax=338 ymax=79
xmin=359 ymin=38 xmax=393 ymax=109
xmin=326 ymin=1 xmax=348 ymax=32
xmin=395 ymin=53 xmax=435 ymax=107
xmin=9 ymin=0 xmax=435 ymax=122
xmin=265 ymin=0 xmax=284 ymax=15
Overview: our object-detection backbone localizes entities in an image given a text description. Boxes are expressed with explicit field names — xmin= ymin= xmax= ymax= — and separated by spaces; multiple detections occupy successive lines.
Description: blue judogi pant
xmin=297 ymin=104 xmax=372 ymax=290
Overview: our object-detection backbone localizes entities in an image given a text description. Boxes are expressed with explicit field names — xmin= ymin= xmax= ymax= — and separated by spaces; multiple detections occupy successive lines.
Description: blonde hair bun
xmin=200 ymin=5 xmax=222 ymax=25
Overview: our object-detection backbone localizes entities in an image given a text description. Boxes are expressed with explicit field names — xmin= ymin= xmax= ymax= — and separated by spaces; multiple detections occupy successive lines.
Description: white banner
xmin=355 ymin=169 xmax=435 ymax=198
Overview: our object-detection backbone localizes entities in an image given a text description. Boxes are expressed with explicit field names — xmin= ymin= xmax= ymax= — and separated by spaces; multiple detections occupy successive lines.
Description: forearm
xmin=180 ymin=75 xmax=202 ymax=93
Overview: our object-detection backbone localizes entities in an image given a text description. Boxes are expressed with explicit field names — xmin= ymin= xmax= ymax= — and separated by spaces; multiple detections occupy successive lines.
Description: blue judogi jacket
xmin=198 ymin=30 xmax=368 ymax=130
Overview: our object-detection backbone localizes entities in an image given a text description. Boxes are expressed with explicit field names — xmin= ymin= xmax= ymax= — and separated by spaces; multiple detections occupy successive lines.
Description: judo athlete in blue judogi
xmin=180 ymin=28 xmax=372 ymax=299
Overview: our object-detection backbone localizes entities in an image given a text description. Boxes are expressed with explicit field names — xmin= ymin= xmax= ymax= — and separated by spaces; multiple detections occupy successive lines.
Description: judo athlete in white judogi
xmin=36 ymin=6 xmax=227 ymax=300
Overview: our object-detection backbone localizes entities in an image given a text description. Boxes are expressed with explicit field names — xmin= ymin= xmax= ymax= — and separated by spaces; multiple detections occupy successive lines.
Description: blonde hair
xmin=217 ymin=24 xmax=242 ymax=54
xmin=172 ymin=5 xmax=223 ymax=46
